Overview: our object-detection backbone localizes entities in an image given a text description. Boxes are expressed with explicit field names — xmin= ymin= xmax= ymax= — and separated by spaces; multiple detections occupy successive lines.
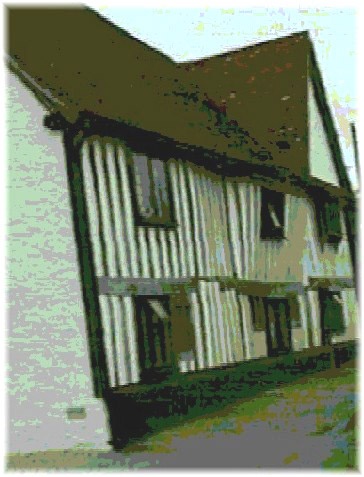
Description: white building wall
xmin=308 ymin=79 xmax=340 ymax=186
xmin=6 ymin=71 xmax=110 ymax=453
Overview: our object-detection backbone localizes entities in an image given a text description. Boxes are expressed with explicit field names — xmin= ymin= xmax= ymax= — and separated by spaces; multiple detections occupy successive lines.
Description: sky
xmin=88 ymin=4 xmax=358 ymax=189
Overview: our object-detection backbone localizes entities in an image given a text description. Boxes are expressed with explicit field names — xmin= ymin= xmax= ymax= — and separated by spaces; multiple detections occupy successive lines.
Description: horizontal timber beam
xmin=308 ymin=276 xmax=355 ymax=291
xmin=44 ymin=110 xmax=355 ymax=207
xmin=97 ymin=276 xmax=305 ymax=297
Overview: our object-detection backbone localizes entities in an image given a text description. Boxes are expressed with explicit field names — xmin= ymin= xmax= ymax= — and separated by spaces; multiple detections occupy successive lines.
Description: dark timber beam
xmin=308 ymin=276 xmax=355 ymax=291
xmin=44 ymin=111 xmax=355 ymax=207
xmin=98 ymin=276 xmax=305 ymax=297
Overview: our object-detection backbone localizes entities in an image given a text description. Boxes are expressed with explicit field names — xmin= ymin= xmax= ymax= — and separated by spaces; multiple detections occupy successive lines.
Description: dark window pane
xmin=325 ymin=200 xmax=342 ymax=241
xmin=263 ymin=298 xmax=291 ymax=356
xmin=321 ymin=291 xmax=345 ymax=334
xmin=315 ymin=197 xmax=342 ymax=245
xmin=131 ymin=155 xmax=173 ymax=226
xmin=133 ymin=155 xmax=154 ymax=220
xmin=135 ymin=296 xmax=172 ymax=374
xmin=261 ymin=188 xmax=285 ymax=240
xmin=151 ymin=159 xmax=170 ymax=221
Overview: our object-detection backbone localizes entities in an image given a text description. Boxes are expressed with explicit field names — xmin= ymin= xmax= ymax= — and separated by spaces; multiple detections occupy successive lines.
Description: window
xmin=249 ymin=296 xmax=301 ymax=330
xmin=249 ymin=295 xmax=293 ymax=356
xmin=260 ymin=188 xmax=285 ymax=240
xmin=131 ymin=154 xmax=175 ymax=227
xmin=135 ymin=296 xmax=173 ymax=383
xmin=315 ymin=197 xmax=342 ymax=245
xmin=263 ymin=298 xmax=291 ymax=357
xmin=134 ymin=291 xmax=195 ymax=383
xmin=319 ymin=289 xmax=345 ymax=345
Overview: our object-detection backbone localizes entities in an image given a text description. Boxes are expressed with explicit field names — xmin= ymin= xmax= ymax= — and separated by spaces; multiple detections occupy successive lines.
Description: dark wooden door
xmin=264 ymin=298 xmax=291 ymax=357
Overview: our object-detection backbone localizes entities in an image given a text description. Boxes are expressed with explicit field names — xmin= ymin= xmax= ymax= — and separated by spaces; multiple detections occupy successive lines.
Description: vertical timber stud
xmin=62 ymin=123 xmax=110 ymax=397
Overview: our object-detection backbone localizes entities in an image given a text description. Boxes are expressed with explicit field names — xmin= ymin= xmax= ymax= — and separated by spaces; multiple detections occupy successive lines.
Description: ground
xmin=7 ymin=360 xmax=357 ymax=470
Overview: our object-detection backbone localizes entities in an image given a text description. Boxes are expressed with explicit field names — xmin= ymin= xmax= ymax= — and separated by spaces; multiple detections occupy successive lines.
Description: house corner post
xmin=55 ymin=118 xmax=110 ymax=398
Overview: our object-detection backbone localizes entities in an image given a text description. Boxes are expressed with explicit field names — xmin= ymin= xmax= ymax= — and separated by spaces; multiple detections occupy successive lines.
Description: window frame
xmin=260 ymin=187 xmax=286 ymax=241
xmin=128 ymin=153 xmax=177 ymax=228
xmin=315 ymin=196 xmax=343 ymax=246
xmin=134 ymin=295 xmax=175 ymax=382
xmin=134 ymin=291 xmax=195 ymax=383
xmin=262 ymin=297 xmax=292 ymax=357
xmin=318 ymin=289 xmax=346 ymax=345
xmin=249 ymin=295 xmax=301 ymax=331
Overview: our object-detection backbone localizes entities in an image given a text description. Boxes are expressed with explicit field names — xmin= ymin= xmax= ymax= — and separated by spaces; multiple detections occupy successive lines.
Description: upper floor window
xmin=260 ymin=188 xmax=285 ymax=240
xmin=131 ymin=155 xmax=175 ymax=227
xmin=315 ymin=197 xmax=342 ymax=245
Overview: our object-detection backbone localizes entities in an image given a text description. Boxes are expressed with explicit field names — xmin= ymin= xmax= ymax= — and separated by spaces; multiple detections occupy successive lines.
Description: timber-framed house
xmin=7 ymin=6 xmax=358 ymax=449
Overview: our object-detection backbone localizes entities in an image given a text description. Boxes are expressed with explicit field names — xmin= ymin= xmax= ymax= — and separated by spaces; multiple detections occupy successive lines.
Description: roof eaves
xmin=7 ymin=54 xmax=64 ymax=114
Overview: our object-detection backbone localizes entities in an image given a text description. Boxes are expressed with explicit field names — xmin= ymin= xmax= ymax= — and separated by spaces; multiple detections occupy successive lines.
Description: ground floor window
xmin=134 ymin=292 xmax=195 ymax=383
xmin=134 ymin=296 xmax=174 ymax=383
xmin=263 ymin=298 xmax=292 ymax=357
xmin=249 ymin=296 xmax=294 ymax=357
xmin=319 ymin=289 xmax=345 ymax=345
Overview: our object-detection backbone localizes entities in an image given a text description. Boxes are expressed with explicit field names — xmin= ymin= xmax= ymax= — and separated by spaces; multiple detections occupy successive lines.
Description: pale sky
xmin=89 ymin=4 xmax=358 ymax=189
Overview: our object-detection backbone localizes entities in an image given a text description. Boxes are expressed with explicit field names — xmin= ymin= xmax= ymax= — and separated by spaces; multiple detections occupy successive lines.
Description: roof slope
xmin=177 ymin=32 xmax=309 ymax=176
xmin=7 ymin=6 xmax=268 ymax=164
xmin=6 ymin=6 xmax=351 ymax=190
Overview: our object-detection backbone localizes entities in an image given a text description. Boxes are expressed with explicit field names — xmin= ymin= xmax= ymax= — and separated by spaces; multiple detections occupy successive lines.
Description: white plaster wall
xmin=308 ymin=80 xmax=340 ymax=186
xmin=7 ymin=71 xmax=110 ymax=453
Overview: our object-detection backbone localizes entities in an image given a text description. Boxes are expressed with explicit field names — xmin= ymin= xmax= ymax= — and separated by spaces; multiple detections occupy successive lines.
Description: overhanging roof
xmin=177 ymin=32 xmax=309 ymax=176
xmin=7 ymin=6 xmax=353 ymax=201
xmin=7 ymin=6 xmax=270 ymax=166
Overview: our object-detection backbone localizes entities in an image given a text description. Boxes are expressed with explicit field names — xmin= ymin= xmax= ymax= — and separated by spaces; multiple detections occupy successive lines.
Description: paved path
xmin=7 ymin=363 xmax=357 ymax=470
